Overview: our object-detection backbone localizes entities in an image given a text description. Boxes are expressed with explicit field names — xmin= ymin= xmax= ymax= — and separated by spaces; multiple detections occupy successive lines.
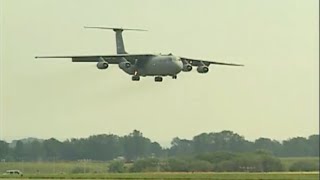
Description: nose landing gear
xmin=132 ymin=75 xmax=140 ymax=81
xmin=131 ymin=71 xmax=140 ymax=81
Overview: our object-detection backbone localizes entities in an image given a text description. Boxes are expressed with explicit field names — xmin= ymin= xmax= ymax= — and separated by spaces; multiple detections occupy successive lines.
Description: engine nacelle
xmin=96 ymin=62 xmax=109 ymax=69
xmin=119 ymin=61 xmax=131 ymax=69
xmin=197 ymin=66 xmax=209 ymax=73
xmin=182 ymin=64 xmax=193 ymax=72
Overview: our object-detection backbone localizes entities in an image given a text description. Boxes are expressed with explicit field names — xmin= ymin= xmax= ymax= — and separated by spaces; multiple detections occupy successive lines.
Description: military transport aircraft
xmin=36 ymin=27 xmax=243 ymax=82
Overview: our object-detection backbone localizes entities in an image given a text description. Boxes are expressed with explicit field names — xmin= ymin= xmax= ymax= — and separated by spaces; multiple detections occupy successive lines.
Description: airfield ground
xmin=0 ymin=172 xmax=319 ymax=180
xmin=0 ymin=157 xmax=318 ymax=179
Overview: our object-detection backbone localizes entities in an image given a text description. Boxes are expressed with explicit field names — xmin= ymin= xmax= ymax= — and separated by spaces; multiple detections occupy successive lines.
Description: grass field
xmin=0 ymin=161 xmax=107 ymax=174
xmin=0 ymin=172 xmax=319 ymax=180
xmin=0 ymin=157 xmax=318 ymax=179
xmin=1 ymin=157 xmax=318 ymax=174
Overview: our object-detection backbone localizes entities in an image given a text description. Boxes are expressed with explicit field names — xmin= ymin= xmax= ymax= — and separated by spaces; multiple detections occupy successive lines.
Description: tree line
xmin=0 ymin=130 xmax=318 ymax=162
xmin=110 ymin=151 xmax=285 ymax=173
xmin=109 ymin=150 xmax=319 ymax=173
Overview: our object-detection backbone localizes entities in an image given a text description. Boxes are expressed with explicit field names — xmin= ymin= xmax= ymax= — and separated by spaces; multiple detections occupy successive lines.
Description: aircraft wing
xmin=35 ymin=54 xmax=155 ymax=64
xmin=180 ymin=57 xmax=244 ymax=67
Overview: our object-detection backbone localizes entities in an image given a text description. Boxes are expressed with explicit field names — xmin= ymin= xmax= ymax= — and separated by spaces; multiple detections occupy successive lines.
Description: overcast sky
xmin=1 ymin=0 xmax=318 ymax=146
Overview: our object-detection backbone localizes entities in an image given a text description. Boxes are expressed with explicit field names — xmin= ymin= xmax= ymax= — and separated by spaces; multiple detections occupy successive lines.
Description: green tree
xmin=123 ymin=130 xmax=151 ymax=160
xmin=214 ymin=160 xmax=238 ymax=171
xmin=165 ymin=158 xmax=189 ymax=172
xmin=212 ymin=151 xmax=284 ymax=172
xmin=254 ymin=138 xmax=282 ymax=155
xmin=86 ymin=134 xmax=123 ymax=161
xmin=289 ymin=160 xmax=319 ymax=172
xmin=169 ymin=137 xmax=193 ymax=156
xmin=149 ymin=142 xmax=163 ymax=157
xmin=196 ymin=151 xmax=237 ymax=164
xmin=130 ymin=158 xmax=160 ymax=172
xmin=259 ymin=154 xmax=284 ymax=172
xmin=193 ymin=133 xmax=212 ymax=154
xmin=193 ymin=131 xmax=252 ymax=153
xmin=0 ymin=141 xmax=9 ymax=160
xmin=23 ymin=140 xmax=45 ymax=161
xmin=108 ymin=160 xmax=125 ymax=173
xmin=188 ymin=160 xmax=213 ymax=172
xmin=43 ymin=138 xmax=63 ymax=161
xmin=60 ymin=139 xmax=78 ymax=160
xmin=282 ymin=137 xmax=311 ymax=157
xmin=14 ymin=140 xmax=25 ymax=161
xmin=307 ymin=135 xmax=319 ymax=156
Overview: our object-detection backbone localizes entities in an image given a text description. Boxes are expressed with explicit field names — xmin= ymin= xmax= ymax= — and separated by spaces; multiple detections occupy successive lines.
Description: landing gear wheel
xmin=155 ymin=76 xmax=163 ymax=82
xmin=172 ymin=75 xmax=177 ymax=79
xmin=132 ymin=75 xmax=140 ymax=81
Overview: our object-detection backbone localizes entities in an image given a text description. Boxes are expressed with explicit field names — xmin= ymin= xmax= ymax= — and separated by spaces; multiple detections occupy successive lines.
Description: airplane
xmin=35 ymin=27 xmax=243 ymax=82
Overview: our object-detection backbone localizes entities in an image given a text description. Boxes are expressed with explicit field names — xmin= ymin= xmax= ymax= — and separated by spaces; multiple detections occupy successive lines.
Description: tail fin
xmin=84 ymin=26 xmax=147 ymax=54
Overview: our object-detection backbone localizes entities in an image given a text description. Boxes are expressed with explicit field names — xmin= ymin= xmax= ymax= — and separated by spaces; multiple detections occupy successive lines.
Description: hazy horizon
xmin=1 ymin=0 xmax=319 ymax=147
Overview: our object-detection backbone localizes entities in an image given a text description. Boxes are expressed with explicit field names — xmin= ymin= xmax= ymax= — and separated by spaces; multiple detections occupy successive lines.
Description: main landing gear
xmin=132 ymin=75 xmax=176 ymax=82
xmin=154 ymin=76 xmax=163 ymax=82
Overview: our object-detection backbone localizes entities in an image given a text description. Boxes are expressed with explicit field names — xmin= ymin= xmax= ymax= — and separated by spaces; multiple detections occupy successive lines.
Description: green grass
xmin=0 ymin=161 xmax=107 ymax=174
xmin=0 ymin=172 xmax=319 ymax=180
xmin=0 ymin=158 xmax=319 ymax=179
xmin=1 ymin=157 xmax=318 ymax=174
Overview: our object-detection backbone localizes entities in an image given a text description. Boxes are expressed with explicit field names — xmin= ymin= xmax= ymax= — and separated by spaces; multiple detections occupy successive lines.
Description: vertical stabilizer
xmin=114 ymin=29 xmax=126 ymax=54
xmin=84 ymin=26 xmax=147 ymax=54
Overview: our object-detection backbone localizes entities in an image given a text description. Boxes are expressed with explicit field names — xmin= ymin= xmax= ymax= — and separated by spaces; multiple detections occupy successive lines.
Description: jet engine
xmin=182 ymin=64 xmax=193 ymax=72
xmin=96 ymin=62 xmax=109 ymax=69
xmin=119 ymin=61 xmax=131 ymax=69
xmin=197 ymin=66 xmax=209 ymax=73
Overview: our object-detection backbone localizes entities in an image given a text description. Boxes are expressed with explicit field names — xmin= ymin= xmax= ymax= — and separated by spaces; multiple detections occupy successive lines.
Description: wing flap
xmin=181 ymin=57 xmax=244 ymax=67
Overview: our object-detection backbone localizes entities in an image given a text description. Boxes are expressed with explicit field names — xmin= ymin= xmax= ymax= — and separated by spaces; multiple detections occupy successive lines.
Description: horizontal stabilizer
xmin=84 ymin=26 xmax=147 ymax=32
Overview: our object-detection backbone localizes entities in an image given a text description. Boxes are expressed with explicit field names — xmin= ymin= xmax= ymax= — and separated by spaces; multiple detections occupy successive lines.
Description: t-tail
xmin=84 ymin=26 xmax=147 ymax=54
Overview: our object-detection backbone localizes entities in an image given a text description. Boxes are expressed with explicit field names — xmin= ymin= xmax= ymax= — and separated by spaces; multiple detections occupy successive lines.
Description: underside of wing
xmin=180 ymin=57 xmax=244 ymax=67
xmin=35 ymin=54 xmax=155 ymax=64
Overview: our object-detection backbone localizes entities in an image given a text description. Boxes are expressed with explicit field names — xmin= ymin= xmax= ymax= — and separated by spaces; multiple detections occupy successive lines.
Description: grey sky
xmin=1 ymin=0 xmax=318 ymax=146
